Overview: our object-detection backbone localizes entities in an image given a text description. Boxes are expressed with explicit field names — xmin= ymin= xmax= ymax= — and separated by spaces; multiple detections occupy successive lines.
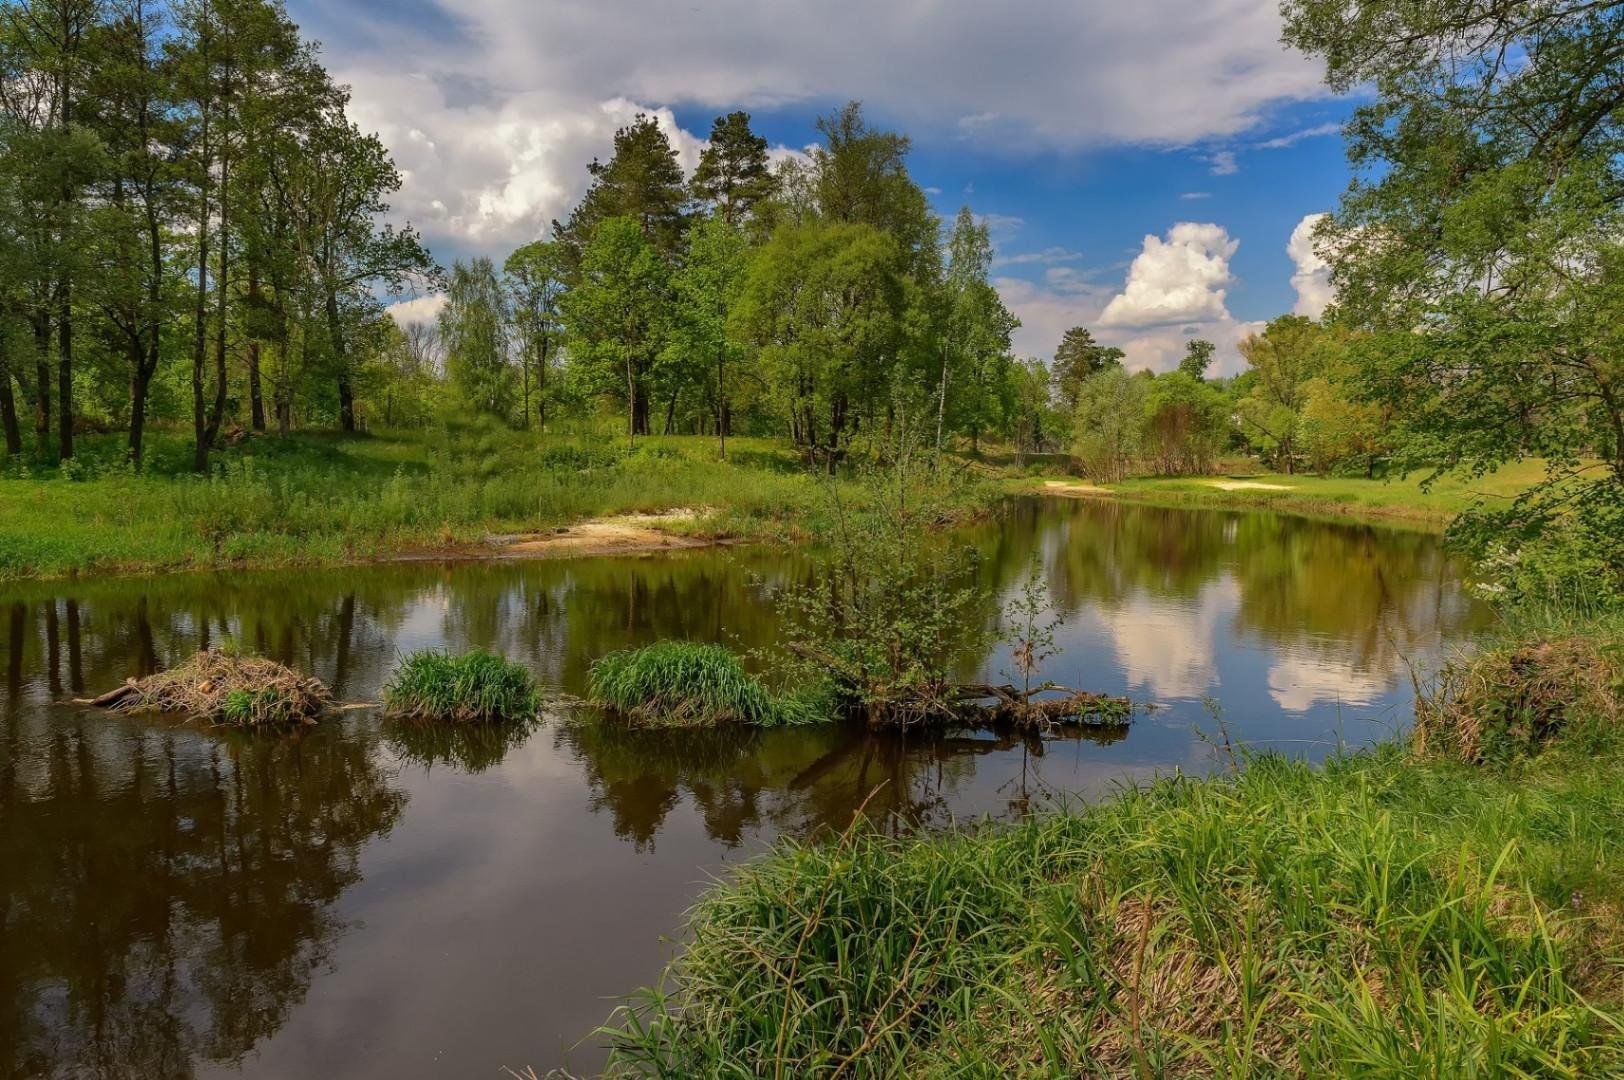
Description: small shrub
xmin=589 ymin=641 xmax=828 ymax=727
xmin=1416 ymin=635 xmax=1622 ymax=764
xmin=383 ymin=649 xmax=541 ymax=723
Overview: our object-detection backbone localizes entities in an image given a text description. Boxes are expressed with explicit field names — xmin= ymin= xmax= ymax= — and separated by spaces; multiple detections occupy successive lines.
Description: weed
xmin=383 ymin=649 xmax=541 ymax=723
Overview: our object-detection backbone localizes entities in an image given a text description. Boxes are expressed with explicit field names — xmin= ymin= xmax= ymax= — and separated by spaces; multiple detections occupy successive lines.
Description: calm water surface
xmin=0 ymin=499 xmax=1488 ymax=1078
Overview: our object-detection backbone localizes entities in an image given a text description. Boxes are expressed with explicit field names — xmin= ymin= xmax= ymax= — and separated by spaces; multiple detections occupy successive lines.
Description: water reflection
xmin=0 ymin=499 xmax=1490 ymax=1078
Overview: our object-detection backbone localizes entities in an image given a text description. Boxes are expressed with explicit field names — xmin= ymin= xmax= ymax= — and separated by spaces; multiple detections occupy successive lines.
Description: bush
xmin=382 ymin=649 xmax=541 ymax=723
xmin=589 ymin=641 xmax=828 ymax=727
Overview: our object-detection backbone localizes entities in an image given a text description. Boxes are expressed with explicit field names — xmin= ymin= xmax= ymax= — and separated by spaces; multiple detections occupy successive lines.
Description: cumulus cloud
xmin=1287 ymin=212 xmax=1334 ymax=318
xmin=1100 ymin=223 xmax=1238 ymax=329
xmin=385 ymin=294 xmax=448 ymax=327
xmin=998 ymin=221 xmax=1264 ymax=374
xmin=300 ymin=0 xmax=1327 ymax=255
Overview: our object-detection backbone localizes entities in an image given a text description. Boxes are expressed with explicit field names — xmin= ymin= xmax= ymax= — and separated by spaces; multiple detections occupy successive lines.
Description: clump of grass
xmin=589 ymin=641 xmax=829 ymax=727
xmin=1416 ymin=634 xmax=1622 ymax=764
xmin=90 ymin=648 xmax=331 ymax=727
xmin=382 ymin=649 xmax=541 ymax=723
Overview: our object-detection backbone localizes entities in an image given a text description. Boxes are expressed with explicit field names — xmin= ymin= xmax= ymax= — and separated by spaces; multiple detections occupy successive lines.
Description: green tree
xmin=1143 ymin=369 xmax=1227 ymax=475
xmin=1178 ymin=338 xmax=1214 ymax=380
xmin=1051 ymin=326 xmax=1123 ymax=411
xmin=1235 ymin=315 xmax=1324 ymax=474
xmin=1283 ymin=0 xmax=1624 ymax=576
xmin=1072 ymin=365 xmax=1147 ymax=483
xmin=941 ymin=205 xmax=1017 ymax=454
xmin=562 ymin=215 xmax=668 ymax=438
xmin=503 ymin=239 xmax=567 ymax=428
xmin=668 ymin=216 xmax=748 ymax=457
xmin=555 ymin=114 xmax=687 ymax=261
xmin=440 ymin=257 xmax=512 ymax=418
xmin=690 ymin=111 xmax=776 ymax=227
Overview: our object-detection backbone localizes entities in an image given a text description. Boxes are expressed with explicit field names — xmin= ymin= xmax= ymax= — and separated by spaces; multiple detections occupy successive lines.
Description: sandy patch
xmin=1042 ymin=480 xmax=1110 ymax=496
xmin=489 ymin=508 xmax=721 ymax=559
xmin=1206 ymin=480 xmax=1294 ymax=492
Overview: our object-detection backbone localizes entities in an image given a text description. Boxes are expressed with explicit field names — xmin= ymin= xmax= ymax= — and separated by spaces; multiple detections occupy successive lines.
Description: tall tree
xmin=690 ymin=111 xmax=776 ymax=227
xmin=669 ymin=216 xmax=748 ymax=457
xmin=503 ymin=239 xmax=567 ymax=429
xmin=562 ymin=215 xmax=668 ymax=438
xmin=441 ymin=257 xmax=512 ymax=418
xmin=1051 ymin=326 xmax=1123 ymax=410
xmin=555 ymin=114 xmax=688 ymax=261
xmin=1178 ymin=338 xmax=1214 ymax=381
xmin=941 ymin=205 xmax=1017 ymax=454
xmin=1284 ymin=0 xmax=1624 ymax=566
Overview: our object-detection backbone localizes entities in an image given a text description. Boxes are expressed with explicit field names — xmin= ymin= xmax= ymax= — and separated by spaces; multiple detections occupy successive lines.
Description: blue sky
xmin=288 ymin=0 xmax=1354 ymax=373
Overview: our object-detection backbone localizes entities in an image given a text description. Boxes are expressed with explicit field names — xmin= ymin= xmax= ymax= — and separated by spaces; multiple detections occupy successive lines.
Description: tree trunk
xmin=326 ymin=287 xmax=356 ymax=433
xmin=716 ymin=342 xmax=726 ymax=460
xmin=203 ymin=151 xmax=230 ymax=449
xmin=247 ymin=265 xmax=265 ymax=431
xmin=934 ymin=348 xmax=948 ymax=461
xmin=0 ymin=343 xmax=20 ymax=455
xmin=33 ymin=314 xmax=50 ymax=455
xmin=128 ymin=365 xmax=150 ymax=467
xmin=192 ymin=163 xmax=211 ymax=471
xmin=57 ymin=281 xmax=72 ymax=460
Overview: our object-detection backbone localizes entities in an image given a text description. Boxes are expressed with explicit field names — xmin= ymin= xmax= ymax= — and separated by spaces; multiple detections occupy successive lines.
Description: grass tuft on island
xmin=589 ymin=641 xmax=830 ymax=728
xmin=383 ymin=649 xmax=541 ymax=723
xmin=604 ymin=617 xmax=1624 ymax=1077
xmin=86 ymin=648 xmax=332 ymax=727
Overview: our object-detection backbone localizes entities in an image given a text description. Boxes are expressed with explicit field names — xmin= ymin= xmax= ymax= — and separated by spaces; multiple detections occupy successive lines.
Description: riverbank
xmin=0 ymin=426 xmax=1004 ymax=582
xmin=1019 ymin=459 xmax=1548 ymax=529
xmin=606 ymin=614 xmax=1624 ymax=1077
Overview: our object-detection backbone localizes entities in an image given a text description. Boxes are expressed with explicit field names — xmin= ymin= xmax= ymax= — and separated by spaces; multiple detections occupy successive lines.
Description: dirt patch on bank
xmin=1042 ymin=480 xmax=1111 ymax=497
xmin=488 ymin=508 xmax=726 ymax=559
xmin=1206 ymin=479 xmax=1294 ymax=491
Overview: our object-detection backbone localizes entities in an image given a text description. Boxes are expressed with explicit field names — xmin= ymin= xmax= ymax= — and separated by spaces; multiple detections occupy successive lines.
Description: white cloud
xmin=1287 ymin=212 xmax=1334 ymax=318
xmin=306 ymin=0 xmax=1327 ymax=255
xmin=999 ymin=221 xmax=1264 ymax=374
xmin=994 ymin=246 xmax=1084 ymax=267
xmin=386 ymin=294 xmax=448 ymax=327
xmin=1256 ymin=121 xmax=1340 ymax=149
xmin=1207 ymin=150 xmax=1239 ymax=175
xmin=1179 ymin=191 xmax=1211 ymax=200
xmin=1100 ymin=223 xmax=1238 ymax=329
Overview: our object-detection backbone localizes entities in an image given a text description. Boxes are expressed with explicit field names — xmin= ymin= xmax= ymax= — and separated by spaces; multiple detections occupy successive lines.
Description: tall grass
xmin=589 ymin=641 xmax=829 ymax=727
xmin=604 ymin=622 xmax=1624 ymax=1077
xmin=382 ymin=649 xmax=541 ymax=723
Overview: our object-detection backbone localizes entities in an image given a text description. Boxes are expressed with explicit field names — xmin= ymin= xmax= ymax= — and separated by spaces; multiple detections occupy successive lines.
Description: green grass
xmin=381 ymin=648 xmax=542 ymax=723
xmin=0 ymin=421 xmax=1005 ymax=581
xmin=1020 ymin=459 xmax=1551 ymax=528
xmin=589 ymin=641 xmax=830 ymax=728
xmin=604 ymin=616 xmax=1624 ymax=1077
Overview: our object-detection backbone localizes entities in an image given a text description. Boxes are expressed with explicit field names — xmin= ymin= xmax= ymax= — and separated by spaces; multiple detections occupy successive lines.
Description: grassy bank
xmin=0 ymin=424 xmax=1002 ymax=582
xmin=1022 ymin=459 xmax=1548 ymax=528
xmin=607 ymin=616 xmax=1624 ymax=1077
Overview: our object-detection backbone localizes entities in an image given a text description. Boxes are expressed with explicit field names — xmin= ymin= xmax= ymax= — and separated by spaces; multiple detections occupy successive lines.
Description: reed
xmin=383 ymin=649 xmax=541 ymax=723
xmin=589 ymin=641 xmax=829 ymax=727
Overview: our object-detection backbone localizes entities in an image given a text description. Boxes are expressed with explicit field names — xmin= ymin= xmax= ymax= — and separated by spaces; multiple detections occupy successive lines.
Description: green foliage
xmin=608 ymin=703 xmax=1624 ymax=1075
xmin=1071 ymin=366 xmax=1147 ymax=483
xmin=690 ymin=111 xmax=777 ymax=227
xmin=441 ymin=257 xmax=515 ymax=418
xmin=562 ymin=216 xmax=670 ymax=438
xmin=1051 ymin=326 xmax=1123 ymax=411
xmin=588 ymin=641 xmax=829 ymax=728
xmin=382 ymin=648 xmax=541 ymax=723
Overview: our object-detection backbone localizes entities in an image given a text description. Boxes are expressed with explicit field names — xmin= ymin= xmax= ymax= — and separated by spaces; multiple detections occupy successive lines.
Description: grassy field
xmin=607 ymin=614 xmax=1624 ymax=1078
xmin=0 ymin=423 xmax=941 ymax=581
xmin=1019 ymin=459 xmax=1550 ymax=528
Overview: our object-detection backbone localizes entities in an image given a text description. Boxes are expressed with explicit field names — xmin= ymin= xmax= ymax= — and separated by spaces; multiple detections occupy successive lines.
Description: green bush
xmin=589 ymin=641 xmax=829 ymax=727
xmin=382 ymin=649 xmax=541 ymax=723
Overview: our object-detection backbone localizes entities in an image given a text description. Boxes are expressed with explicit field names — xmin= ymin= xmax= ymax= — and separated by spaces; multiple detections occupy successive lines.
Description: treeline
xmin=1062 ymin=316 xmax=1392 ymax=482
xmin=0 ymin=0 xmax=434 ymax=469
xmin=429 ymin=103 xmax=1041 ymax=464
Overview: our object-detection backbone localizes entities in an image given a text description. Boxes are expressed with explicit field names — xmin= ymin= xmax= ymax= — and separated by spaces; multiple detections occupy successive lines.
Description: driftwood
xmin=77 ymin=650 xmax=332 ymax=728
xmin=786 ymin=644 xmax=1131 ymax=730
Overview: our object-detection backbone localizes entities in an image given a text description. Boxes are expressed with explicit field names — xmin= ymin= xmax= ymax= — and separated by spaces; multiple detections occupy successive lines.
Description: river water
xmin=0 ymin=498 xmax=1487 ymax=1078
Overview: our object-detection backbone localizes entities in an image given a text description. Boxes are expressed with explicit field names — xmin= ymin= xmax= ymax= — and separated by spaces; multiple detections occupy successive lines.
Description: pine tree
xmin=691 ymin=111 xmax=776 ymax=227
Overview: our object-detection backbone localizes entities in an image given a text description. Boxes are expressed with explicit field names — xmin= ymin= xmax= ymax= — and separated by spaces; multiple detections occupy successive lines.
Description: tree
xmin=941 ymin=205 xmax=1017 ymax=454
xmin=1072 ymin=366 xmax=1147 ymax=483
xmin=440 ymin=257 xmax=512 ymax=418
xmin=1143 ymin=370 xmax=1226 ymax=475
xmin=562 ymin=215 xmax=668 ymax=438
xmin=503 ymin=239 xmax=567 ymax=428
xmin=668 ymin=216 xmax=748 ymax=457
xmin=690 ymin=111 xmax=776 ymax=227
xmin=555 ymin=114 xmax=687 ymax=261
xmin=1235 ymin=315 xmax=1324 ymax=473
xmin=1283 ymin=0 xmax=1624 ymax=571
xmin=811 ymin=102 xmax=940 ymax=282
xmin=1051 ymin=326 xmax=1123 ymax=410
xmin=1178 ymin=338 xmax=1214 ymax=380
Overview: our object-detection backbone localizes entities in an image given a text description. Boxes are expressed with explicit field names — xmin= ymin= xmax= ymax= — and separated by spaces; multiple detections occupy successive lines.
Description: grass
xmin=604 ymin=615 xmax=1624 ymax=1077
xmin=0 ymin=420 xmax=1005 ymax=581
xmin=382 ymin=648 xmax=542 ymax=723
xmin=589 ymin=641 xmax=830 ymax=728
xmin=1022 ymin=459 xmax=1551 ymax=528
